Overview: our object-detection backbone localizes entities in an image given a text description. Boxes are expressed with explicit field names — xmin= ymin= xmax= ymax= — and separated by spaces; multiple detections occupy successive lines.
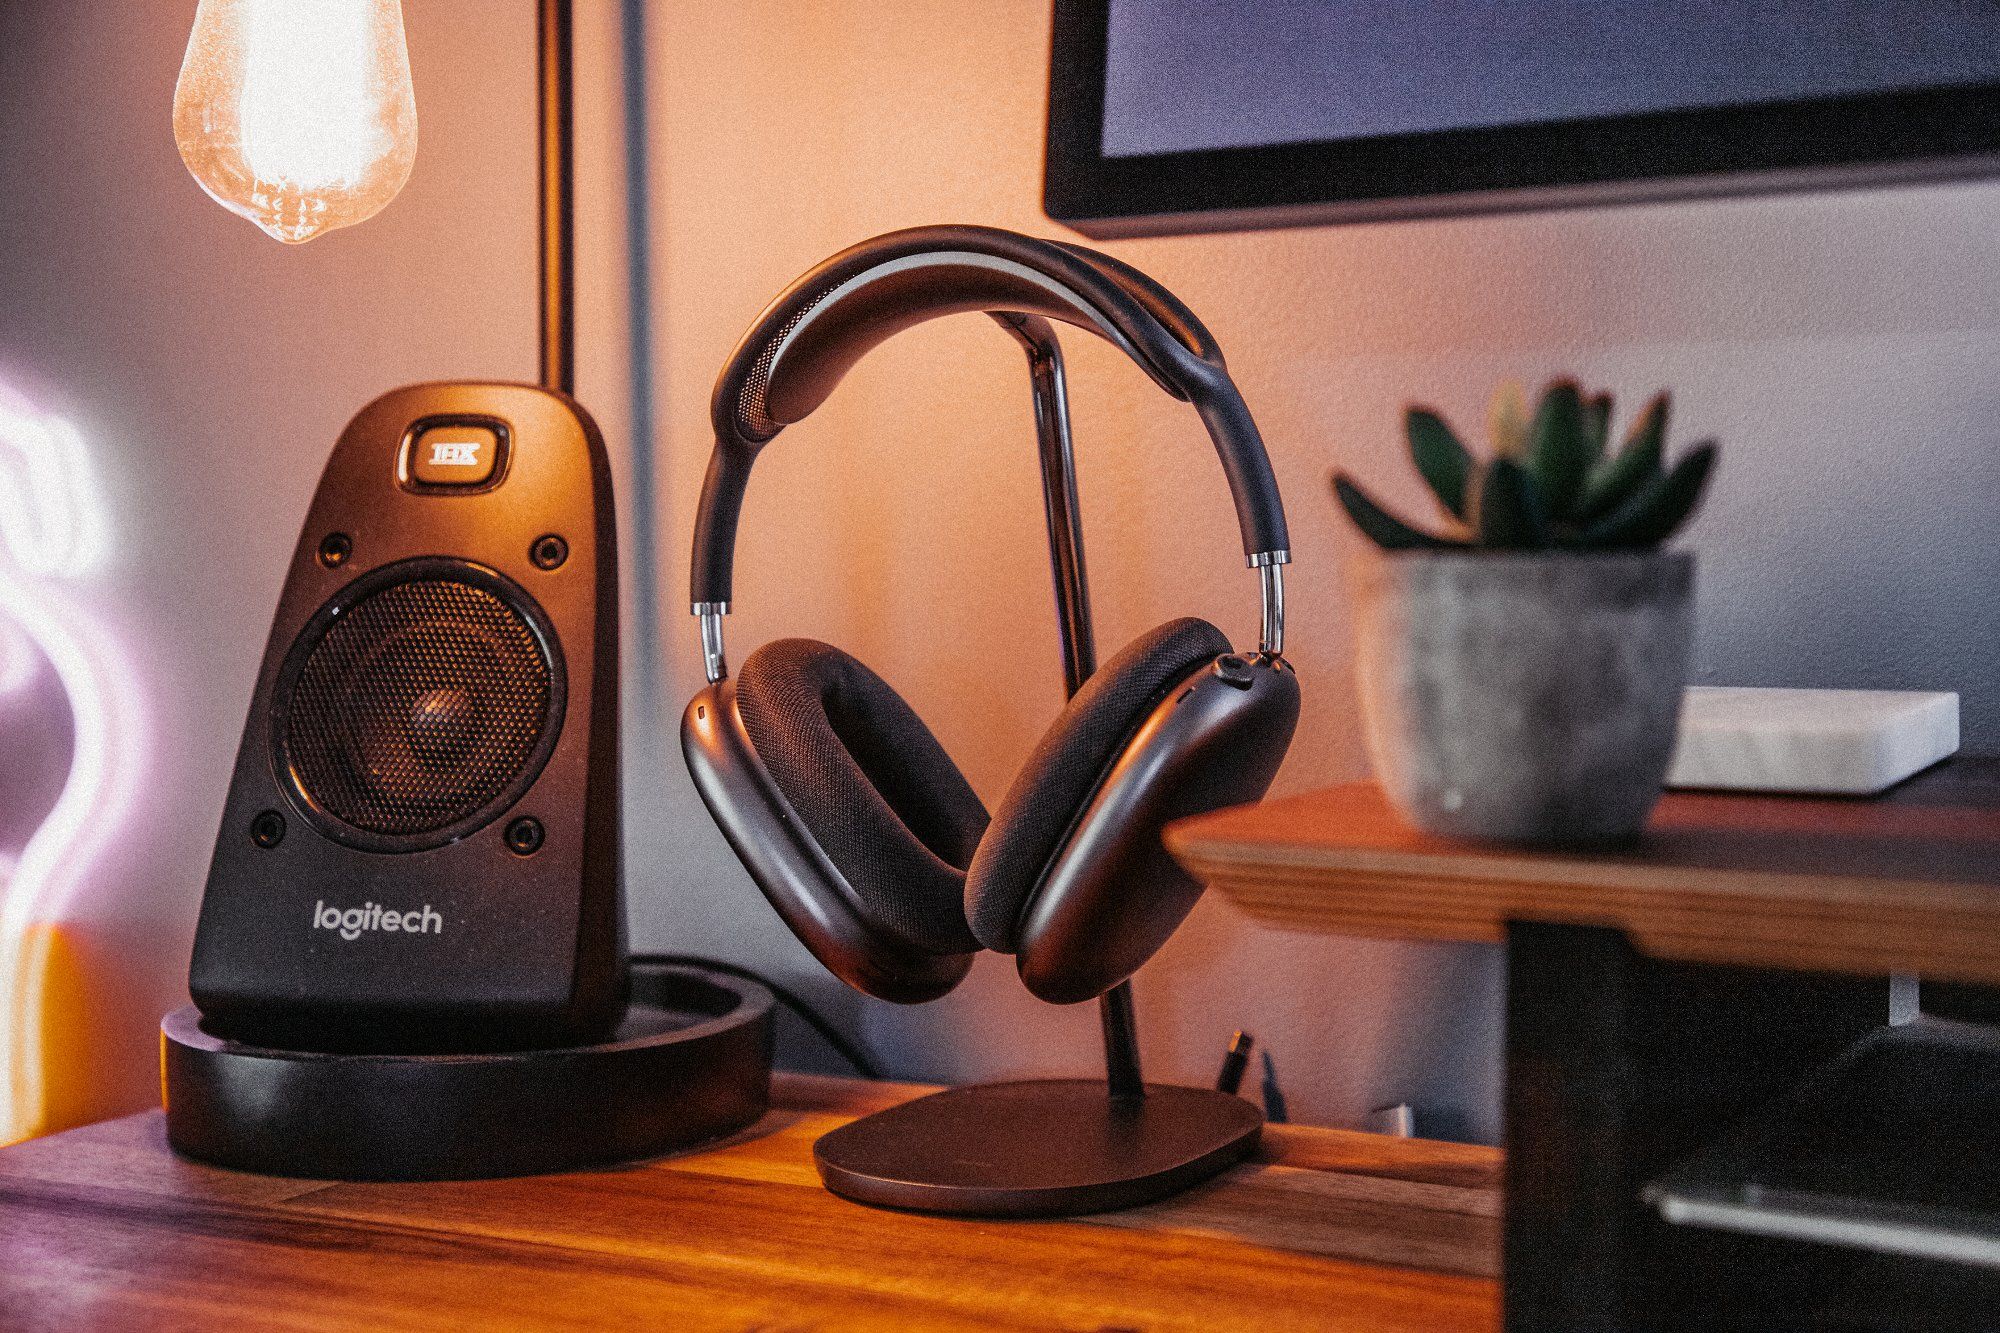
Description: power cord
xmin=632 ymin=953 xmax=882 ymax=1080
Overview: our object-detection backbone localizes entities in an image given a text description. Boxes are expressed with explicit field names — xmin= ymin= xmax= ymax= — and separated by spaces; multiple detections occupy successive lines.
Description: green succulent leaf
xmin=1332 ymin=474 xmax=1470 ymax=550
xmin=1471 ymin=459 xmax=1550 ymax=550
xmin=1405 ymin=407 xmax=1474 ymax=520
xmin=1488 ymin=381 xmax=1530 ymax=460
xmin=1525 ymin=380 xmax=1596 ymax=519
xmin=1581 ymin=441 xmax=1718 ymax=548
xmin=1575 ymin=392 xmax=1668 ymax=524
xmin=1626 ymin=391 xmax=1670 ymax=454
xmin=1585 ymin=393 xmax=1614 ymax=456
xmin=1348 ymin=381 xmax=1715 ymax=554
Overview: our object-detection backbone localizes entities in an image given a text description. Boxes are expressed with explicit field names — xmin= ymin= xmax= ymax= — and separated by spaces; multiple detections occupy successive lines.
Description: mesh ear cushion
xmin=734 ymin=639 xmax=989 ymax=956
xmin=964 ymin=617 xmax=1231 ymax=953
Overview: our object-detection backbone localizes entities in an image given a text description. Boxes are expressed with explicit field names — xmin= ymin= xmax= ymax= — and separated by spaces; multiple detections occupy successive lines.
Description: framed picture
xmin=1045 ymin=0 xmax=2000 ymax=238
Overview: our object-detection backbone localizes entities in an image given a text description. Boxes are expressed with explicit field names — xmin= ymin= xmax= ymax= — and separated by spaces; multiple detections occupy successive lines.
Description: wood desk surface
xmin=0 ymin=1073 xmax=1498 ymax=1331
xmin=1168 ymin=761 xmax=2000 ymax=984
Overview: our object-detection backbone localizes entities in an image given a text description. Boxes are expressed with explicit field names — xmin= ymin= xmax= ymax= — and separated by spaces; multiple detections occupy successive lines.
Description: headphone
xmin=682 ymin=226 xmax=1299 ymax=1006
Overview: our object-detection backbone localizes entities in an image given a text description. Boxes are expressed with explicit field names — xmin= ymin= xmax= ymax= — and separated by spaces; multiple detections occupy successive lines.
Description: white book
xmin=1667 ymin=687 xmax=1960 ymax=795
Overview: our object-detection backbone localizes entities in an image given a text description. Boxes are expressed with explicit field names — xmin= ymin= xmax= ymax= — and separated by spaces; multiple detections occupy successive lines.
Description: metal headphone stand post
xmin=1005 ymin=310 xmax=1144 ymax=1100
xmin=810 ymin=314 xmax=1263 ymax=1218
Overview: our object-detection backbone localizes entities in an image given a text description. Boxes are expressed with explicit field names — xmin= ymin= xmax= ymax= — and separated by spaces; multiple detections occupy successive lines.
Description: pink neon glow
xmin=0 ymin=615 xmax=35 ymax=699
xmin=0 ymin=382 xmax=138 ymax=1143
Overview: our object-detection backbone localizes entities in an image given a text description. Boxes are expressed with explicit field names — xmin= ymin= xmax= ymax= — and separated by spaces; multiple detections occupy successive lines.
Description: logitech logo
xmin=313 ymin=899 xmax=443 ymax=942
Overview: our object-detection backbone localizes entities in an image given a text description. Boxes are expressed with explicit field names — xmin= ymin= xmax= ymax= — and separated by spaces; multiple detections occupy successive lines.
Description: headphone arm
xmin=695 ymin=308 xmax=1285 ymax=686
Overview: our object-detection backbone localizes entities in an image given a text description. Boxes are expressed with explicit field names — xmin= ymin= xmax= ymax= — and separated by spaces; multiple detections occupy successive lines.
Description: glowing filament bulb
xmin=173 ymin=0 xmax=418 ymax=244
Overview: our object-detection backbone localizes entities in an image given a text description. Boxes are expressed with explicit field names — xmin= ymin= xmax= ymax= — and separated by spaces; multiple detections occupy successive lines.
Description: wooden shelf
xmin=1167 ymin=758 xmax=2000 ymax=984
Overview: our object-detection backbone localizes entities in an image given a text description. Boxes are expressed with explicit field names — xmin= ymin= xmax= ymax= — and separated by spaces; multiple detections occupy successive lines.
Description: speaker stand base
xmin=812 ymin=1078 xmax=1261 ymax=1218
xmin=162 ymin=965 xmax=774 ymax=1181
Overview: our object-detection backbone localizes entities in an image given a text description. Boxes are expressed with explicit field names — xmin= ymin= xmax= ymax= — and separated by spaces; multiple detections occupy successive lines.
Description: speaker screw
xmin=530 ymin=534 xmax=568 ymax=570
xmin=250 ymin=810 xmax=286 ymax=848
xmin=317 ymin=532 xmax=352 ymax=568
xmin=505 ymin=817 xmax=544 ymax=856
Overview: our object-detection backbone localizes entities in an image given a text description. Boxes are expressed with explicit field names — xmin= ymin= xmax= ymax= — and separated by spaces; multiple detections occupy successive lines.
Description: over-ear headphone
xmin=682 ymin=225 xmax=1299 ymax=1006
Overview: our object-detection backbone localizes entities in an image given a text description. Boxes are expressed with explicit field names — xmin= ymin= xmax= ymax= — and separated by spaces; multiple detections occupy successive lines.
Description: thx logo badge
xmin=313 ymin=900 xmax=444 ymax=942
xmin=427 ymin=440 xmax=482 ymax=467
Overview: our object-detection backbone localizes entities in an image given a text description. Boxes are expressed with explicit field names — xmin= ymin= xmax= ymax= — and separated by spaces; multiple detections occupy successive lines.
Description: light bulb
xmin=173 ymin=0 xmax=418 ymax=244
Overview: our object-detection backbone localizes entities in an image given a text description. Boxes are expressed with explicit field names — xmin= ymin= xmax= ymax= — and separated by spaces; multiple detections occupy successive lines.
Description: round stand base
xmin=813 ymin=1078 xmax=1261 ymax=1218
xmin=162 ymin=966 xmax=773 ymax=1181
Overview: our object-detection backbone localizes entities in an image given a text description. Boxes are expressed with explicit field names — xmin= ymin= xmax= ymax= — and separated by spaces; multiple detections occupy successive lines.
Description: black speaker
xmin=190 ymin=382 xmax=624 ymax=1053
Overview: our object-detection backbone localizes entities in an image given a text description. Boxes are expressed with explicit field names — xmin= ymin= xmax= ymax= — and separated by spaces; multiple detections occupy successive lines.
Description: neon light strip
xmin=0 ymin=615 xmax=35 ymax=698
xmin=0 ymin=385 xmax=133 ymax=1144
xmin=0 ymin=393 xmax=106 ymax=578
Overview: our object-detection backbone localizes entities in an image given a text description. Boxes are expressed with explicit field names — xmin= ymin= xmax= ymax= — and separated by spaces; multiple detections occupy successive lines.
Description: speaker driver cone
xmin=274 ymin=559 xmax=566 ymax=852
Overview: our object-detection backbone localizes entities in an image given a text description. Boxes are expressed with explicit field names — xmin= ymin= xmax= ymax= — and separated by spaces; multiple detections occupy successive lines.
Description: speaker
xmin=191 ymin=382 xmax=623 ymax=1053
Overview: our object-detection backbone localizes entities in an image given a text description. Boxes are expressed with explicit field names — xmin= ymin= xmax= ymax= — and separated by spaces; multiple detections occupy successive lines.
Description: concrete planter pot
xmin=1350 ymin=550 xmax=1694 ymax=846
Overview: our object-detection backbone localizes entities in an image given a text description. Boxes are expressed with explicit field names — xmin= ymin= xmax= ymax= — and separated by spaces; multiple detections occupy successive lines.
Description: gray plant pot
xmin=1350 ymin=550 xmax=1694 ymax=846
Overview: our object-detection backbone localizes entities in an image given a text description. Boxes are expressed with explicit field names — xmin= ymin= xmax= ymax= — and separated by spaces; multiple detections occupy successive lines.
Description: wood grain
xmin=1168 ymin=768 xmax=2000 ymax=984
xmin=0 ymin=1073 xmax=1498 ymax=1331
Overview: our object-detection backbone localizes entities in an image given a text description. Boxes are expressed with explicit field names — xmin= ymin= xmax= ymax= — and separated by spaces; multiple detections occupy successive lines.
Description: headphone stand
xmin=810 ymin=315 xmax=1263 ymax=1218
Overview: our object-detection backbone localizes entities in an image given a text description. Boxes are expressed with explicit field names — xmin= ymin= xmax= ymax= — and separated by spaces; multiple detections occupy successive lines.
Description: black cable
xmin=1259 ymin=1049 xmax=1289 ymax=1124
xmin=633 ymin=953 xmax=882 ymax=1080
xmin=1215 ymin=1030 xmax=1254 ymax=1095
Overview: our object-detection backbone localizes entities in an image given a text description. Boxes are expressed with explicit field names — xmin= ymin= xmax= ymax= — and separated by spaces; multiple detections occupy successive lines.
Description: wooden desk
xmin=0 ymin=1073 xmax=1499 ymax=1330
xmin=1167 ymin=763 xmax=2000 ymax=1332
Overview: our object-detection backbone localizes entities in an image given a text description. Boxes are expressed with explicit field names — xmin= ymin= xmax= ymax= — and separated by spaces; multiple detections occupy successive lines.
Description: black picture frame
xmin=1044 ymin=0 xmax=2000 ymax=238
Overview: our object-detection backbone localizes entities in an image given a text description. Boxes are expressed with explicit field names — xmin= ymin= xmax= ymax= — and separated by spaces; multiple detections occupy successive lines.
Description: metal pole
xmin=1097 ymin=982 xmax=1144 ymax=1101
xmin=993 ymin=312 xmax=1145 ymax=1101
xmin=538 ymin=0 xmax=575 ymax=396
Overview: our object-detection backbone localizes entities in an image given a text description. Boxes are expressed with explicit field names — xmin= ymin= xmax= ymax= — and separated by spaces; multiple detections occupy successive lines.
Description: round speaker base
xmin=813 ymin=1078 xmax=1261 ymax=1218
xmin=161 ymin=965 xmax=773 ymax=1181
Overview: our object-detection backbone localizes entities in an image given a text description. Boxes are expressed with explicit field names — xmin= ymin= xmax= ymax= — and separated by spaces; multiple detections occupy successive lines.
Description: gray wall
xmin=0 ymin=2 xmax=1993 ymax=1143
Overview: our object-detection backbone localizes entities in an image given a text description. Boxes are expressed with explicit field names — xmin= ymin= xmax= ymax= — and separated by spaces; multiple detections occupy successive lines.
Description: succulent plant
xmin=1333 ymin=380 xmax=1718 ymax=552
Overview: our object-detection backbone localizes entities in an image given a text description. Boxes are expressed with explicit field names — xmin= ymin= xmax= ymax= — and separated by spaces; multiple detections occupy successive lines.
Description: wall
xmin=1 ymin=2 xmax=1994 ymax=1145
xmin=629 ymin=1 xmax=2000 ymax=1143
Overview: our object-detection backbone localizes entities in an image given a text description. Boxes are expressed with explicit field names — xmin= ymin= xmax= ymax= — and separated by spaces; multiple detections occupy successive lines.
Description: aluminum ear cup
xmin=1013 ymin=651 xmax=1299 ymax=1004
xmin=964 ymin=619 xmax=1231 ymax=954
xmin=683 ymin=639 xmax=987 ymax=1003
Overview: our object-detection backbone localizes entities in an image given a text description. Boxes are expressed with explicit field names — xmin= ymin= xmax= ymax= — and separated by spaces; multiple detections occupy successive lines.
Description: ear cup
xmin=734 ymin=639 xmax=988 ymax=956
xmin=964 ymin=617 xmax=1231 ymax=952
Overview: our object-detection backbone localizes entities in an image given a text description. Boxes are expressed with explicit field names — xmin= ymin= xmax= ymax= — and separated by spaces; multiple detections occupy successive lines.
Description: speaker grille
xmin=279 ymin=567 xmax=560 ymax=846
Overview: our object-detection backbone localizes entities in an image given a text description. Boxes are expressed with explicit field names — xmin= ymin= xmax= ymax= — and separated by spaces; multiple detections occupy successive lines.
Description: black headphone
xmin=682 ymin=226 xmax=1299 ymax=1006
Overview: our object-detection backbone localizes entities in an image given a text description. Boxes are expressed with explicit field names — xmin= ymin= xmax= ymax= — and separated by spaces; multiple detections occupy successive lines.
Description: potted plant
xmin=1333 ymin=380 xmax=1718 ymax=845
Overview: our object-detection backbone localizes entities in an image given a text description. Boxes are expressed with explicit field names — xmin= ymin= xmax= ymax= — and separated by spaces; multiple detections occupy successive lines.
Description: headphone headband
xmin=690 ymin=226 xmax=1290 ymax=624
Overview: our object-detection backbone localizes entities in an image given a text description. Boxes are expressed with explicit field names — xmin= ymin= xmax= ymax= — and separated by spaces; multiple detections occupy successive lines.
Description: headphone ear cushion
xmin=735 ymin=639 xmax=988 ymax=956
xmin=964 ymin=617 xmax=1231 ymax=953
